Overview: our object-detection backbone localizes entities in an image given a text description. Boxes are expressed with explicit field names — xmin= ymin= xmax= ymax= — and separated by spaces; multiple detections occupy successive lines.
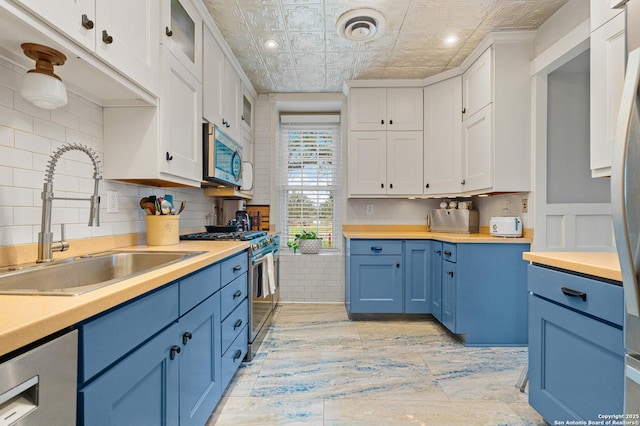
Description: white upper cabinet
xmin=462 ymin=47 xmax=493 ymax=120
xmin=461 ymin=105 xmax=493 ymax=192
xmin=591 ymin=0 xmax=624 ymax=31
xmin=162 ymin=0 xmax=202 ymax=82
xmin=202 ymin=24 xmax=224 ymax=123
xmin=590 ymin=10 xmax=626 ymax=177
xmin=222 ymin=60 xmax=241 ymax=141
xmin=349 ymin=131 xmax=423 ymax=196
xmin=424 ymin=77 xmax=462 ymax=195
xmin=240 ymin=86 xmax=254 ymax=133
xmin=350 ymin=88 xmax=423 ymax=131
xmin=13 ymin=0 xmax=160 ymax=95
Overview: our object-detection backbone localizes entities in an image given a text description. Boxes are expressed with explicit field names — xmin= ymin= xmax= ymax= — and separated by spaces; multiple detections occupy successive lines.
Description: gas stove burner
xmin=179 ymin=230 xmax=268 ymax=241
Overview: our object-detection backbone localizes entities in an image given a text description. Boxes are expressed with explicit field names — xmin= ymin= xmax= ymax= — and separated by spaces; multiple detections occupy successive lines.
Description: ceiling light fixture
xmin=336 ymin=8 xmax=386 ymax=43
xmin=20 ymin=43 xmax=68 ymax=110
xmin=444 ymin=35 xmax=459 ymax=46
xmin=264 ymin=39 xmax=279 ymax=50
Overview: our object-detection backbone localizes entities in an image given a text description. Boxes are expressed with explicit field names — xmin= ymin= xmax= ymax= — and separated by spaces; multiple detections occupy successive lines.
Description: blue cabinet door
xmin=350 ymin=255 xmax=403 ymax=313
xmin=404 ymin=241 xmax=431 ymax=313
xmin=79 ymin=322 xmax=180 ymax=426
xmin=430 ymin=242 xmax=443 ymax=320
xmin=441 ymin=260 xmax=456 ymax=331
xmin=178 ymin=292 xmax=222 ymax=426
xmin=528 ymin=293 xmax=623 ymax=422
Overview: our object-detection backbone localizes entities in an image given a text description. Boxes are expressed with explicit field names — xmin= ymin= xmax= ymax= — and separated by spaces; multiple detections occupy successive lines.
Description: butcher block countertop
xmin=0 ymin=240 xmax=248 ymax=358
xmin=342 ymin=224 xmax=532 ymax=244
xmin=522 ymin=251 xmax=621 ymax=282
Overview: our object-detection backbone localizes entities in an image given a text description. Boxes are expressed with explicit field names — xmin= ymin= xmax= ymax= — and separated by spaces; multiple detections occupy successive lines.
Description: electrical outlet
xmin=107 ymin=190 xmax=118 ymax=213
xmin=522 ymin=198 xmax=528 ymax=213
xmin=503 ymin=200 xmax=510 ymax=212
xmin=366 ymin=204 xmax=374 ymax=215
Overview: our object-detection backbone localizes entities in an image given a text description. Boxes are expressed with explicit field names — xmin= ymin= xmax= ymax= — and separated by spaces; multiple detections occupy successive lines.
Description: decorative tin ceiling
xmin=203 ymin=0 xmax=569 ymax=93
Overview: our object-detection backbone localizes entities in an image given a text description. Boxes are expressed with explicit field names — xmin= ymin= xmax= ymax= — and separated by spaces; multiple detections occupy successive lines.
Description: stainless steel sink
xmin=0 ymin=250 xmax=205 ymax=296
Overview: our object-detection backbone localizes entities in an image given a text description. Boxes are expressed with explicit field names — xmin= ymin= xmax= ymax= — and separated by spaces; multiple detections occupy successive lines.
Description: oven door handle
xmin=252 ymin=255 xmax=269 ymax=267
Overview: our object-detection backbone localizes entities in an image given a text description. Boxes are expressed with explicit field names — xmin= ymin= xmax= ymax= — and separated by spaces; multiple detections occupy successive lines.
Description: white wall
xmin=0 ymin=57 xmax=213 ymax=249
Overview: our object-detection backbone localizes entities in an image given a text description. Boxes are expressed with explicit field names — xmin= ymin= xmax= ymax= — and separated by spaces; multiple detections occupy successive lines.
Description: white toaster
xmin=490 ymin=216 xmax=522 ymax=237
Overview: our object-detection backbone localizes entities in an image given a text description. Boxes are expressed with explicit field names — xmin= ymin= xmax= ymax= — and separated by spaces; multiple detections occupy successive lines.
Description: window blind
xmin=277 ymin=121 xmax=341 ymax=249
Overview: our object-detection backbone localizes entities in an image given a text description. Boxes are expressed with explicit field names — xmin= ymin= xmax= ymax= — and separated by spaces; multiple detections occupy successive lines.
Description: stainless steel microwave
xmin=203 ymin=123 xmax=243 ymax=187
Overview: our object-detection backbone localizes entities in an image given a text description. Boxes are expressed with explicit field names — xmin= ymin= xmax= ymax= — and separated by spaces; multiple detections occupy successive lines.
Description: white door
xmin=463 ymin=47 xmax=493 ymax=120
xmin=461 ymin=105 xmax=493 ymax=192
xmin=349 ymin=132 xmax=387 ymax=195
xmin=387 ymin=131 xmax=423 ymax=195
xmin=386 ymin=88 xmax=423 ymax=131
xmin=203 ymin=25 xmax=224 ymax=124
xmin=97 ymin=0 xmax=160 ymax=96
xmin=424 ymin=78 xmax=462 ymax=195
xmin=160 ymin=49 xmax=202 ymax=182
xmin=349 ymin=88 xmax=387 ymax=131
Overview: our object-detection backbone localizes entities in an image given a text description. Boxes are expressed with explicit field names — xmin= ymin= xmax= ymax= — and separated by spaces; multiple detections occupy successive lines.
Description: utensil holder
xmin=146 ymin=215 xmax=179 ymax=245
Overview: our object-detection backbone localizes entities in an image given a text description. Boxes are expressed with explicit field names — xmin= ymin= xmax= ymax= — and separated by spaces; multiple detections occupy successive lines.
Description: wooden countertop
xmin=522 ymin=251 xmax=621 ymax=281
xmin=342 ymin=224 xmax=531 ymax=244
xmin=0 ymin=241 xmax=249 ymax=358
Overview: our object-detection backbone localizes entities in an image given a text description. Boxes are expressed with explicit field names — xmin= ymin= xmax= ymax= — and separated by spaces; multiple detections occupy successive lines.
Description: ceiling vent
xmin=336 ymin=9 xmax=386 ymax=43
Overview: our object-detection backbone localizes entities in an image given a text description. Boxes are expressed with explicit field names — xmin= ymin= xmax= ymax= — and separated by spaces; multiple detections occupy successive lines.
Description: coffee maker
xmin=235 ymin=210 xmax=250 ymax=232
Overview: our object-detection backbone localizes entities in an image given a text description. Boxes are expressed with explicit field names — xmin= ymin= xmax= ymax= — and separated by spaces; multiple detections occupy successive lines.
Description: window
xmin=277 ymin=117 xmax=341 ymax=250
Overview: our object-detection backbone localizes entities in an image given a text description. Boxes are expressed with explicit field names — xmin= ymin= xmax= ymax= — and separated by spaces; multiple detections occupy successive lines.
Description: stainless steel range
xmin=180 ymin=230 xmax=279 ymax=361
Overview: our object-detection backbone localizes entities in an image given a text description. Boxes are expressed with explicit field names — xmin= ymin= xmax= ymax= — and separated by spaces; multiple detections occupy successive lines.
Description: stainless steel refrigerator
xmin=612 ymin=0 xmax=640 ymax=414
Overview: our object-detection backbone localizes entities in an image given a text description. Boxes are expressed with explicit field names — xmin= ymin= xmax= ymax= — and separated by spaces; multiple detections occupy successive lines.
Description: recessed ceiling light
xmin=264 ymin=39 xmax=279 ymax=50
xmin=444 ymin=35 xmax=459 ymax=46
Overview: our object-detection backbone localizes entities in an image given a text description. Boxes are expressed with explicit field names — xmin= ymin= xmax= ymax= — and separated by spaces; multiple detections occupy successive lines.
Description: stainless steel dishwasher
xmin=0 ymin=330 xmax=77 ymax=425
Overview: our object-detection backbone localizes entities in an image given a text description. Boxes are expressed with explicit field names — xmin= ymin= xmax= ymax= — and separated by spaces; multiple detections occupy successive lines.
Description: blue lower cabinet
xmin=221 ymin=326 xmax=248 ymax=390
xmin=404 ymin=241 xmax=431 ymax=313
xmin=441 ymin=259 xmax=456 ymax=332
xmin=79 ymin=322 xmax=181 ymax=426
xmin=528 ymin=265 xmax=624 ymax=422
xmin=350 ymin=253 xmax=403 ymax=313
xmin=178 ymin=293 xmax=222 ymax=426
xmin=430 ymin=242 xmax=443 ymax=320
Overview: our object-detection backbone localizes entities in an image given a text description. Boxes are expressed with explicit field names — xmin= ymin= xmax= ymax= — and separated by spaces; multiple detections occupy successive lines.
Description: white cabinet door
xmin=160 ymin=49 xmax=202 ymax=182
xmin=387 ymin=131 xmax=423 ymax=195
xmin=590 ymin=12 xmax=626 ymax=178
xmin=240 ymin=86 xmax=254 ymax=133
xmin=12 ymin=0 xmax=95 ymax=50
xmin=222 ymin=60 xmax=241 ymax=141
xmin=161 ymin=0 xmax=202 ymax=82
xmin=386 ymin=88 xmax=423 ymax=131
xmin=349 ymin=88 xmax=387 ymax=131
xmin=424 ymin=77 xmax=462 ymax=195
xmin=203 ymin=25 xmax=224 ymax=124
xmin=461 ymin=105 xmax=493 ymax=192
xmin=96 ymin=0 xmax=160 ymax=95
xmin=349 ymin=132 xmax=387 ymax=195
xmin=462 ymin=47 xmax=493 ymax=120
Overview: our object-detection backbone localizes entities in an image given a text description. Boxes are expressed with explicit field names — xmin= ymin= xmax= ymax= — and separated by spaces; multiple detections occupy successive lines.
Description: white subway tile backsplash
xmin=13 ymin=207 xmax=41 ymax=226
xmin=51 ymin=108 xmax=80 ymax=130
xmin=0 ymin=207 xmax=12 ymax=226
xmin=0 ymin=85 xmax=12 ymax=108
xmin=33 ymin=118 xmax=66 ymax=142
xmin=0 ymin=187 xmax=33 ymax=207
xmin=0 ymin=104 xmax=33 ymax=133
xmin=12 ymin=168 xmax=43 ymax=189
xmin=79 ymin=117 xmax=102 ymax=138
xmin=0 ymin=146 xmax=31 ymax=169
xmin=0 ymin=226 xmax=32 ymax=246
xmin=0 ymin=126 xmax=13 ymax=147
xmin=13 ymin=93 xmax=50 ymax=121
xmin=15 ymin=130 xmax=50 ymax=154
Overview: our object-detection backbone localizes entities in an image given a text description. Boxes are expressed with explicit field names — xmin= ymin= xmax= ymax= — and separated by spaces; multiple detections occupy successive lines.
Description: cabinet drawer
xmin=221 ymin=251 xmax=248 ymax=287
xmin=179 ymin=263 xmax=221 ymax=315
xmin=221 ymin=325 xmax=247 ymax=390
xmin=350 ymin=240 xmax=402 ymax=255
xmin=79 ymin=283 xmax=179 ymax=383
xmin=527 ymin=265 xmax=624 ymax=326
xmin=442 ymin=243 xmax=456 ymax=262
xmin=220 ymin=273 xmax=248 ymax=320
xmin=221 ymin=299 xmax=248 ymax=355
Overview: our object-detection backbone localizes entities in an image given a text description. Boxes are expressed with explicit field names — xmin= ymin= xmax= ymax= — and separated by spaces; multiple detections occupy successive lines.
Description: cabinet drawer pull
xmin=182 ymin=332 xmax=192 ymax=345
xmin=233 ymin=265 xmax=243 ymax=272
xmin=233 ymin=319 xmax=243 ymax=330
xmin=166 ymin=152 xmax=173 ymax=161
xmin=102 ymin=30 xmax=113 ymax=44
xmin=444 ymin=250 xmax=452 ymax=256
xmin=233 ymin=289 xmax=243 ymax=299
xmin=461 ymin=179 xmax=466 ymax=185
xmin=370 ymin=246 xmax=383 ymax=251
xmin=165 ymin=26 xmax=173 ymax=37
xmin=81 ymin=14 xmax=94 ymax=30
xmin=233 ymin=349 xmax=243 ymax=361
xmin=560 ymin=287 xmax=587 ymax=301
xmin=170 ymin=345 xmax=181 ymax=360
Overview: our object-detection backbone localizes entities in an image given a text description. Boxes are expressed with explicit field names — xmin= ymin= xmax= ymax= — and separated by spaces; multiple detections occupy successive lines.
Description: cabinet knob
xmin=425 ymin=183 xmax=430 ymax=189
xmin=182 ymin=332 xmax=192 ymax=345
xmin=462 ymin=108 xmax=466 ymax=114
xmin=448 ymin=271 xmax=454 ymax=277
xmin=165 ymin=26 xmax=173 ymax=37
xmin=234 ymin=319 xmax=243 ymax=330
xmin=435 ymin=250 xmax=441 ymax=255
xmin=380 ymin=183 xmax=384 ymax=188
xmin=166 ymin=152 xmax=173 ymax=161
xmin=81 ymin=14 xmax=94 ymax=30
xmin=461 ymin=179 xmax=465 ymax=185
xmin=396 ymin=262 xmax=401 ymax=268
xmin=222 ymin=118 xmax=227 ymax=126
xmin=170 ymin=345 xmax=181 ymax=360
xmin=389 ymin=183 xmax=393 ymax=189
xmin=102 ymin=30 xmax=113 ymax=44
xmin=381 ymin=119 xmax=384 ymax=125
xmin=389 ymin=119 xmax=393 ymax=125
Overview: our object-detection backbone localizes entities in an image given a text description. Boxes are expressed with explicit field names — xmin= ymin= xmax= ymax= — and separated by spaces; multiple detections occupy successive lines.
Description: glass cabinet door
xmin=162 ymin=0 xmax=202 ymax=81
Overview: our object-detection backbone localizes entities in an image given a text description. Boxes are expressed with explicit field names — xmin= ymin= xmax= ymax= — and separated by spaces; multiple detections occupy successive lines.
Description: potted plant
xmin=287 ymin=230 xmax=322 ymax=254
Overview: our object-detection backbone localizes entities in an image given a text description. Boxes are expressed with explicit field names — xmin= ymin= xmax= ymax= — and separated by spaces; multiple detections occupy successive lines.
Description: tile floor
xmin=207 ymin=304 xmax=545 ymax=425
